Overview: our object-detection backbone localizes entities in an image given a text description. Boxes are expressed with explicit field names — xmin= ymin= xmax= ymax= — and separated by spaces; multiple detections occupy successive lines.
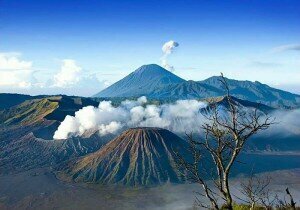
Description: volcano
xmin=93 ymin=64 xmax=185 ymax=98
xmin=62 ymin=127 xmax=189 ymax=186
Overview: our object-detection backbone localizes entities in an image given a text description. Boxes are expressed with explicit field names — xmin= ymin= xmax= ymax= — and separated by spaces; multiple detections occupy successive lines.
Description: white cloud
xmin=50 ymin=59 xmax=107 ymax=96
xmin=161 ymin=40 xmax=179 ymax=71
xmin=0 ymin=70 xmax=35 ymax=88
xmin=0 ymin=53 xmax=32 ymax=70
xmin=53 ymin=97 xmax=207 ymax=139
xmin=104 ymin=80 xmax=111 ymax=87
xmin=272 ymin=44 xmax=300 ymax=53
xmin=52 ymin=59 xmax=82 ymax=87
xmin=0 ymin=53 xmax=38 ymax=88
xmin=47 ymin=59 xmax=108 ymax=96
xmin=0 ymin=53 xmax=107 ymax=96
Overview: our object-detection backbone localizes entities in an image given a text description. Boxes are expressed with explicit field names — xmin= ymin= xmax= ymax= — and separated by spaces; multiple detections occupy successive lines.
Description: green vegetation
xmin=230 ymin=204 xmax=300 ymax=210
xmin=0 ymin=98 xmax=59 ymax=126
xmin=0 ymin=95 xmax=99 ymax=127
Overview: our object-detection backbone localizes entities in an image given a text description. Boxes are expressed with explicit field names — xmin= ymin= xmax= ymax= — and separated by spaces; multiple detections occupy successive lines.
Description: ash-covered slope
xmin=0 ymin=132 xmax=109 ymax=173
xmin=94 ymin=64 xmax=185 ymax=97
xmin=62 ymin=127 xmax=189 ymax=186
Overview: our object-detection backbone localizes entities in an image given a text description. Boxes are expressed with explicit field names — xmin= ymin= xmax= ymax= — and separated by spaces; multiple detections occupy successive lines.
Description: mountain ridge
xmin=94 ymin=64 xmax=300 ymax=108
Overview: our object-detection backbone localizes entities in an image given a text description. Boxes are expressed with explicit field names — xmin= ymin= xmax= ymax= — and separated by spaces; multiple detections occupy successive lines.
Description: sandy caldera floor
xmin=0 ymin=168 xmax=299 ymax=210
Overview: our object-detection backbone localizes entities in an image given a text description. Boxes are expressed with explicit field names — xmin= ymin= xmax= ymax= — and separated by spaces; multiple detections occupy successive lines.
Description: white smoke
xmin=161 ymin=40 xmax=179 ymax=71
xmin=260 ymin=108 xmax=300 ymax=136
xmin=53 ymin=96 xmax=207 ymax=140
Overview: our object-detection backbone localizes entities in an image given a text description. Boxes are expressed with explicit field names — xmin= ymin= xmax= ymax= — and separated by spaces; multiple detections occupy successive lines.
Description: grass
xmin=0 ymin=98 xmax=59 ymax=126
xmin=232 ymin=204 xmax=265 ymax=210
xmin=229 ymin=204 xmax=300 ymax=210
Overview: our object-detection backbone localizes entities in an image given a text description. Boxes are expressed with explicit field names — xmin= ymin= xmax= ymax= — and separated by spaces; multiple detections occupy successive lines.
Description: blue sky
xmin=0 ymin=0 xmax=299 ymax=96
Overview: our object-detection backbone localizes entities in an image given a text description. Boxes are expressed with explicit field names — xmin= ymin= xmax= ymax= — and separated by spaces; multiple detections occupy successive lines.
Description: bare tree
xmin=286 ymin=188 xmax=297 ymax=210
xmin=275 ymin=188 xmax=297 ymax=210
xmin=175 ymin=74 xmax=274 ymax=209
xmin=237 ymin=172 xmax=275 ymax=209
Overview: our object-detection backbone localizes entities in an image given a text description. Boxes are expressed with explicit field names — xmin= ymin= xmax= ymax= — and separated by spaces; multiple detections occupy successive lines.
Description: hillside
xmin=0 ymin=95 xmax=98 ymax=127
xmin=61 ymin=128 xmax=189 ymax=186
xmin=0 ymin=95 xmax=112 ymax=174
xmin=0 ymin=131 xmax=109 ymax=173
xmin=204 ymin=95 xmax=275 ymax=114
xmin=0 ymin=97 xmax=59 ymax=126
xmin=148 ymin=80 xmax=223 ymax=99
xmin=0 ymin=93 xmax=35 ymax=110
xmin=200 ymin=76 xmax=300 ymax=108
xmin=94 ymin=64 xmax=185 ymax=97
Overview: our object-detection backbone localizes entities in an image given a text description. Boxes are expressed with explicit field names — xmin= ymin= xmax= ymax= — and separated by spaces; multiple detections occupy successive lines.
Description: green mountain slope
xmin=0 ymin=95 xmax=98 ymax=127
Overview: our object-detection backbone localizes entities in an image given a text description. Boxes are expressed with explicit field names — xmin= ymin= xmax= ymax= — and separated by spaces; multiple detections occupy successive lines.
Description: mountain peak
xmin=128 ymin=126 xmax=163 ymax=131
xmin=135 ymin=63 xmax=164 ymax=71
xmin=62 ymin=127 xmax=189 ymax=186
xmin=132 ymin=64 xmax=175 ymax=77
xmin=93 ymin=64 xmax=185 ymax=98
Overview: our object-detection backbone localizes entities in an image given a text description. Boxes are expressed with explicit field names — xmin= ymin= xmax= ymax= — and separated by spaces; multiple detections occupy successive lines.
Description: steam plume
xmin=53 ymin=96 xmax=207 ymax=139
xmin=161 ymin=40 xmax=179 ymax=71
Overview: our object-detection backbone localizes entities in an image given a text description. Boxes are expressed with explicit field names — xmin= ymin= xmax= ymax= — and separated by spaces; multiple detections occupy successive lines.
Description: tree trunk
xmin=211 ymin=201 xmax=219 ymax=210
xmin=286 ymin=188 xmax=296 ymax=210
xmin=222 ymin=174 xmax=233 ymax=210
xmin=224 ymin=197 xmax=233 ymax=210
xmin=250 ymin=202 xmax=255 ymax=210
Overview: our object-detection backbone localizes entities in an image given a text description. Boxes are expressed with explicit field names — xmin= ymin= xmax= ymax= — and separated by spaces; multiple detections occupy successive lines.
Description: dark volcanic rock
xmin=0 ymin=132 xmax=110 ymax=173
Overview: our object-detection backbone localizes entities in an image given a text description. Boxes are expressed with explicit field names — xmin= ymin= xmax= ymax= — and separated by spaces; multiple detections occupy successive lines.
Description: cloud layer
xmin=0 ymin=53 xmax=107 ymax=96
xmin=272 ymin=44 xmax=300 ymax=53
xmin=53 ymin=96 xmax=207 ymax=139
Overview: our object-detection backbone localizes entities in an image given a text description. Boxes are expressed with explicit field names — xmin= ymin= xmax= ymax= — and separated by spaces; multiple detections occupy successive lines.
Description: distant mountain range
xmin=94 ymin=64 xmax=300 ymax=109
xmin=1 ymin=65 xmax=300 ymax=186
